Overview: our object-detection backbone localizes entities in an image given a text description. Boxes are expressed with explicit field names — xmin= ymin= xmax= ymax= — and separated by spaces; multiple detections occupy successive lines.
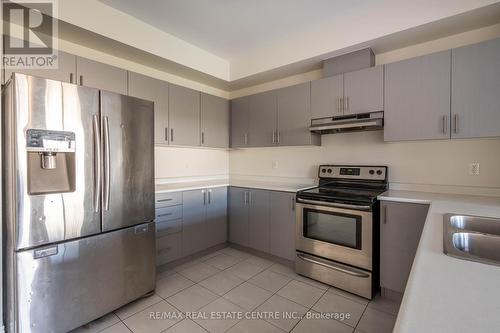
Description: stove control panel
xmin=319 ymin=165 xmax=387 ymax=181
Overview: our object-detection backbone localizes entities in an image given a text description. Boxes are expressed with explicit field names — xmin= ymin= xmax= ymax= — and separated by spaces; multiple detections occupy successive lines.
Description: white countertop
xmin=379 ymin=190 xmax=500 ymax=333
xmin=155 ymin=179 xmax=315 ymax=194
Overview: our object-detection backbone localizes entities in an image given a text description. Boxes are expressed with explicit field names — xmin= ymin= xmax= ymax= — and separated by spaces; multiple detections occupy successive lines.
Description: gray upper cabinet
xmin=205 ymin=187 xmax=228 ymax=248
xmin=228 ymin=187 xmax=249 ymax=246
xmin=4 ymin=50 xmax=76 ymax=84
xmin=380 ymin=201 xmax=429 ymax=293
xmin=248 ymin=91 xmax=277 ymax=147
xmin=384 ymin=51 xmax=451 ymax=141
xmin=169 ymin=84 xmax=201 ymax=146
xmin=182 ymin=189 xmax=207 ymax=256
xmin=451 ymin=38 xmax=500 ymax=138
xmin=248 ymin=189 xmax=270 ymax=253
xmin=201 ymin=93 xmax=229 ymax=148
xmin=269 ymin=192 xmax=296 ymax=261
xmin=276 ymin=82 xmax=320 ymax=146
xmin=128 ymin=72 xmax=169 ymax=145
xmin=311 ymin=74 xmax=344 ymax=119
xmin=343 ymin=66 xmax=383 ymax=115
xmin=76 ymin=57 xmax=127 ymax=94
xmin=230 ymin=97 xmax=250 ymax=148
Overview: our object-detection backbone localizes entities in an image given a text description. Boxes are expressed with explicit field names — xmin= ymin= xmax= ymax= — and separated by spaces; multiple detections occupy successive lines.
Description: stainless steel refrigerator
xmin=2 ymin=73 xmax=156 ymax=333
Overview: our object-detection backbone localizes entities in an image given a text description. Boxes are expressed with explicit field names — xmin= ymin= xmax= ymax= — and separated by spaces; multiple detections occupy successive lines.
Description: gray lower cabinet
xmin=248 ymin=189 xmax=270 ymax=252
xmin=451 ymin=37 xmax=500 ymax=138
xmin=230 ymin=97 xmax=250 ymax=148
xmin=182 ymin=189 xmax=208 ymax=256
xmin=276 ymin=82 xmax=320 ymax=146
xmin=4 ymin=49 xmax=76 ymax=84
xmin=154 ymin=192 xmax=183 ymax=266
xmin=169 ymin=84 xmax=201 ymax=146
xmin=311 ymin=74 xmax=344 ymax=119
xmin=229 ymin=187 xmax=249 ymax=246
xmin=380 ymin=200 xmax=429 ymax=293
xmin=269 ymin=192 xmax=296 ymax=261
xmin=343 ymin=66 xmax=384 ymax=116
xmin=76 ymin=56 xmax=128 ymax=94
xmin=248 ymin=91 xmax=277 ymax=147
xmin=201 ymin=93 xmax=229 ymax=148
xmin=128 ymin=72 xmax=169 ymax=145
xmin=384 ymin=51 xmax=451 ymax=141
xmin=206 ymin=187 xmax=228 ymax=248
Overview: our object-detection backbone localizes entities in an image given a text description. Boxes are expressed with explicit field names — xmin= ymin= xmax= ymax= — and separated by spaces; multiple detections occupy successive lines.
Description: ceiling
xmin=99 ymin=0 xmax=369 ymax=61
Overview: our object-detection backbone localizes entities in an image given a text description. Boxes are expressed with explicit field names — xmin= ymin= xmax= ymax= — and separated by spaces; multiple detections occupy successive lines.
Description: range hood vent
xmin=309 ymin=112 xmax=384 ymax=134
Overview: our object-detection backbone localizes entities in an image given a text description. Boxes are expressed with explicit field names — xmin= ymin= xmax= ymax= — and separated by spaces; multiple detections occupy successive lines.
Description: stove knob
xmin=327 ymin=169 xmax=332 ymax=173
xmin=376 ymin=170 xmax=383 ymax=175
xmin=369 ymin=170 xmax=375 ymax=175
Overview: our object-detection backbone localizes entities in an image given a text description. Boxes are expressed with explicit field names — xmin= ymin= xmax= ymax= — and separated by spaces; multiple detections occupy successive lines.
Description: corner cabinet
xmin=128 ymin=72 xmax=169 ymax=145
xmin=384 ymin=51 xmax=451 ymax=141
xmin=76 ymin=57 xmax=128 ymax=95
xmin=380 ymin=200 xmax=429 ymax=294
xmin=451 ymin=38 xmax=500 ymax=138
xmin=201 ymin=93 xmax=230 ymax=148
xmin=169 ymin=84 xmax=201 ymax=146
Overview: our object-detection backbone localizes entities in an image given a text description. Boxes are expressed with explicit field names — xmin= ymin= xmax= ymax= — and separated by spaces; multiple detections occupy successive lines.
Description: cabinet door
xmin=451 ymin=38 xmax=500 ymax=138
xmin=248 ymin=189 xmax=270 ymax=252
xmin=206 ymin=187 xmax=228 ymax=248
xmin=182 ymin=190 xmax=207 ymax=256
xmin=169 ymin=84 xmax=201 ymax=146
xmin=384 ymin=51 xmax=451 ymax=141
xmin=76 ymin=57 xmax=127 ymax=94
xmin=128 ymin=72 xmax=169 ymax=145
xmin=248 ymin=91 xmax=277 ymax=147
xmin=269 ymin=192 xmax=296 ymax=260
xmin=201 ymin=93 xmax=229 ymax=148
xmin=4 ymin=50 xmax=76 ymax=84
xmin=380 ymin=201 xmax=429 ymax=293
xmin=228 ymin=187 xmax=249 ymax=246
xmin=343 ymin=66 xmax=383 ymax=115
xmin=311 ymin=74 xmax=343 ymax=118
xmin=230 ymin=97 xmax=249 ymax=148
xmin=277 ymin=82 xmax=319 ymax=146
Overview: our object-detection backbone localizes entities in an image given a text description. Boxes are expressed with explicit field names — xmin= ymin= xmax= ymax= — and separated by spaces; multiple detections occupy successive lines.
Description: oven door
xmin=296 ymin=200 xmax=373 ymax=270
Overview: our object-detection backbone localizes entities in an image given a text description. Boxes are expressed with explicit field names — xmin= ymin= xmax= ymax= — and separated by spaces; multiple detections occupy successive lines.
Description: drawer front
xmin=156 ymin=219 xmax=182 ymax=237
xmin=155 ymin=192 xmax=182 ymax=208
xmin=155 ymin=205 xmax=182 ymax=222
xmin=156 ymin=233 xmax=182 ymax=266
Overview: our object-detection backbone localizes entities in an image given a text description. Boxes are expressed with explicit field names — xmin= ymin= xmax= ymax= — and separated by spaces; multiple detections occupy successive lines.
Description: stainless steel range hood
xmin=309 ymin=112 xmax=384 ymax=134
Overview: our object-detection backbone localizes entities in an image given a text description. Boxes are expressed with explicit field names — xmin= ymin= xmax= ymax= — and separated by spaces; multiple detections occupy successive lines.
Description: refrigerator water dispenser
xmin=26 ymin=129 xmax=77 ymax=195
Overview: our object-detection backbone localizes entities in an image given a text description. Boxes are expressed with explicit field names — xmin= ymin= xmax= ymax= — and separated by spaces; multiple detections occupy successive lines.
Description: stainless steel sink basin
xmin=444 ymin=214 xmax=500 ymax=266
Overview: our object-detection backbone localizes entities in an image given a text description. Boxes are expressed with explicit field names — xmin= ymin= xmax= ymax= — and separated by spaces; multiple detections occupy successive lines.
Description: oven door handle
xmin=297 ymin=253 xmax=370 ymax=278
xmin=296 ymin=198 xmax=372 ymax=211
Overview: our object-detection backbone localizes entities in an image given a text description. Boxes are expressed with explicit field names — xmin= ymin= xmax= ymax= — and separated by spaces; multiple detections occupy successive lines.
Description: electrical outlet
xmin=469 ymin=163 xmax=480 ymax=176
xmin=272 ymin=161 xmax=279 ymax=169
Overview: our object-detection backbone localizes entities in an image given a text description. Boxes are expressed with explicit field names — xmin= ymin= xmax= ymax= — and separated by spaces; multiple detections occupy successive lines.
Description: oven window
xmin=303 ymin=208 xmax=361 ymax=249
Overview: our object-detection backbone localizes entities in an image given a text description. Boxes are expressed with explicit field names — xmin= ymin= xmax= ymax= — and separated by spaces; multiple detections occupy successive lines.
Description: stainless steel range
xmin=295 ymin=165 xmax=388 ymax=299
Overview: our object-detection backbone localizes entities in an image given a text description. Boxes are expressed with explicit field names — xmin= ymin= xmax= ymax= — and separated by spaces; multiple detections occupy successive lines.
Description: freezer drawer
xmin=155 ymin=192 xmax=182 ymax=208
xmin=6 ymin=222 xmax=156 ymax=333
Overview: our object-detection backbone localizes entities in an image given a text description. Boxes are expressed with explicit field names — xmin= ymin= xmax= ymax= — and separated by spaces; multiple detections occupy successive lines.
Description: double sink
xmin=444 ymin=214 xmax=500 ymax=266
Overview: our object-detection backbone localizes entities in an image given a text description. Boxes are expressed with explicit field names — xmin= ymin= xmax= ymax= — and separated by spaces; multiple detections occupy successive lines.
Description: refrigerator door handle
xmin=103 ymin=115 xmax=111 ymax=211
xmin=93 ymin=115 xmax=102 ymax=212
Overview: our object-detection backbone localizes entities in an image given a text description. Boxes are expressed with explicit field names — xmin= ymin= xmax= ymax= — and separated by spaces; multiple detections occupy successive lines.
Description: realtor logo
xmin=2 ymin=0 xmax=58 ymax=69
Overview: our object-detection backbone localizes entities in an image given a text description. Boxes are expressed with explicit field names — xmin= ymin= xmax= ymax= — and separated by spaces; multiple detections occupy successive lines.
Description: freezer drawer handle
xmin=135 ymin=224 xmax=149 ymax=234
xmin=296 ymin=253 xmax=370 ymax=278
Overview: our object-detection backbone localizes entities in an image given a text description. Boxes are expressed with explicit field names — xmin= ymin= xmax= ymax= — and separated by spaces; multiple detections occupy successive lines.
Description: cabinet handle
xmin=383 ymin=205 xmax=388 ymax=224
xmin=291 ymin=196 xmax=295 ymax=211
xmin=243 ymin=191 xmax=247 ymax=205
xmin=202 ymin=190 xmax=206 ymax=205
xmin=336 ymin=97 xmax=340 ymax=113
xmin=157 ymin=213 xmax=173 ymax=218
xmin=453 ymin=114 xmax=459 ymax=134
xmin=244 ymin=133 xmax=248 ymax=145
xmin=272 ymin=131 xmax=276 ymax=144
xmin=442 ymin=115 xmax=448 ymax=134
xmin=208 ymin=189 xmax=212 ymax=204
xmin=157 ymin=198 xmax=172 ymax=203
xmin=343 ymin=96 xmax=348 ymax=112
xmin=79 ymin=75 xmax=83 ymax=86
xmin=277 ymin=131 xmax=280 ymax=144
xmin=201 ymin=132 xmax=205 ymax=145
xmin=69 ymin=73 xmax=74 ymax=84
xmin=165 ymin=128 xmax=169 ymax=142
xmin=248 ymin=191 xmax=252 ymax=205
xmin=170 ymin=128 xmax=174 ymax=142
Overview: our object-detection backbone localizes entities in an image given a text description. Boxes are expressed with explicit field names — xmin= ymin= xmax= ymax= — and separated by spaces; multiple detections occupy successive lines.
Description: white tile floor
xmin=71 ymin=246 xmax=400 ymax=333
